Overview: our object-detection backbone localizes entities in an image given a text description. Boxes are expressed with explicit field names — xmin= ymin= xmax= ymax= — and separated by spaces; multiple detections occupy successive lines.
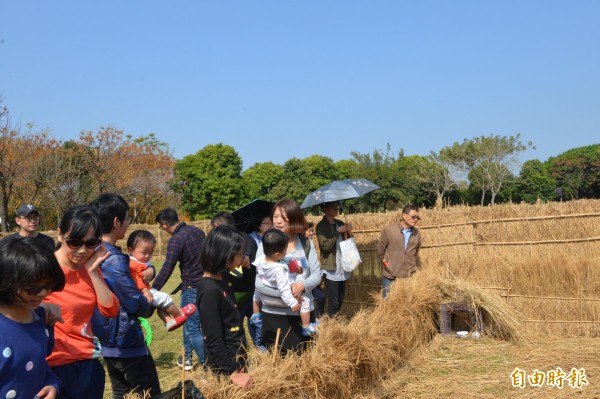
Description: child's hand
xmin=230 ymin=371 xmax=253 ymax=390
xmin=36 ymin=385 xmax=58 ymax=399
xmin=85 ymin=244 xmax=110 ymax=273
xmin=291 ymin=303 xmax=300 ymax=312
xmin=39 ymin=303 xmax=64 ymax=325
xmin=143 ymin=290 xmax=154 ymax=304
xmin=141 ymin=267 xmax=155 ymax=284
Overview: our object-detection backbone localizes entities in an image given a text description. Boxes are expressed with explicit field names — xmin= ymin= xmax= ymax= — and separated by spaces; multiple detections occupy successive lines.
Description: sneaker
xmin=177 ymin=356 xmax=193 ymax=371
xmin=302 ymin=323 xmax=317 ymax=337
xmin=249 ymin=313 xmax=262 ymax=325
xmin=181 ymin=303 xmax=197 ymax=317
xmin=166 ymin=315 xmax=188 ymax=332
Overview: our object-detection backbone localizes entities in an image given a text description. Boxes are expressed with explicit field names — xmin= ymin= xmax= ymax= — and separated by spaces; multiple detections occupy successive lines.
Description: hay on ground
xmin=127 ymin=269 xmax=525 ymax=399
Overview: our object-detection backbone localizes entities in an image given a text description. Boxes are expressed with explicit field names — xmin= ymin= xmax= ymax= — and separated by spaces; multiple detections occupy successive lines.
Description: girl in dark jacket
xmin=197 ymin=225 xmax=253 ymax=389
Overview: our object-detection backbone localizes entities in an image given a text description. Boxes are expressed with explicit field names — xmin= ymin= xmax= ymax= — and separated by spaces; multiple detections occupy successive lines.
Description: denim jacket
xmin=91 ymin=241 xmax=154 ymax=358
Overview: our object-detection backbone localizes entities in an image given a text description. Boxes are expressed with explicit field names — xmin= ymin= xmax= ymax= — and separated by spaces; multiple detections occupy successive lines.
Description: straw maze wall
xmin=337 ymin=202 xmax=600 ymax=337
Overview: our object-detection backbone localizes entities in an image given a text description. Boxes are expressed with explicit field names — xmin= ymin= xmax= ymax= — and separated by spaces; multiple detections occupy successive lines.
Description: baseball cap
xmin=16 ymin=204 xmax=39 ymax=217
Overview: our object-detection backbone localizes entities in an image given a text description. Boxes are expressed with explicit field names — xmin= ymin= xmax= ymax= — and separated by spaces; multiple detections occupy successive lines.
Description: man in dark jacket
xmin=91 ymin=193 xmax=161 ymax=398
xmin=376 ymin=204 xmax=422 ymax=298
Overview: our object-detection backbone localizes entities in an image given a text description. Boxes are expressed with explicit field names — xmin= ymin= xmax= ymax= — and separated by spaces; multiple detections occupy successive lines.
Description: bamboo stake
xmin=181 ymin=346 xmax=185 ymax=399
xmin=580 ymin=262 xmax=584 ymax=336
xmin=273 ymin=328 xmax=281 ymax=361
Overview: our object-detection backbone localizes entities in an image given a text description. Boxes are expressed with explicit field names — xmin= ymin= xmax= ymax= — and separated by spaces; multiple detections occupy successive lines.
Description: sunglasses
xmin=22 ymin=284 xmax=55 ymax=296
xmin=66 ymin=237 xmax=103 ymax=249
xmin=405 ymin=214 xmax=421 ymax=221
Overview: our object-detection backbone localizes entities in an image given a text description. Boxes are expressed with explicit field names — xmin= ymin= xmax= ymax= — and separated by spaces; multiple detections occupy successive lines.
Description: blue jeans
xmin=181 ymin=287 xmax=204 ymax=363
xmin=238 ymin=294 xmax=261 ymax=347
xmin=382 ymin=276 xmax=395 ymax=299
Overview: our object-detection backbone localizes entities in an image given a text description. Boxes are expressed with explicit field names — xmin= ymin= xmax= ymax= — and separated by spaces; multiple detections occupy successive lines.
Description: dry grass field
xmin=118 ymin=199 xmax=600 ymax=398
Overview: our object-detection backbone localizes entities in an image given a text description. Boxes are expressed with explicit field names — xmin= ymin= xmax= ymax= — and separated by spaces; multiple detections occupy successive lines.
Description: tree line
xmin=1 ymin=99 xmax=599 ymax=229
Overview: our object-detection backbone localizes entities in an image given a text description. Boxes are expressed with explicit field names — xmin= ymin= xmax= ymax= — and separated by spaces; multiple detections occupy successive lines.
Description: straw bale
xmin=126 ymin=268 xmax=527 ymax=398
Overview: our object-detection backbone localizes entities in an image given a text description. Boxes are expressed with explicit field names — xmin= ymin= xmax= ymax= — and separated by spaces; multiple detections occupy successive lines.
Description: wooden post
xmin=181 ymin=346 xmax=185 ymax=399
xmin=273 ymin=328 xmax=281 ymax=361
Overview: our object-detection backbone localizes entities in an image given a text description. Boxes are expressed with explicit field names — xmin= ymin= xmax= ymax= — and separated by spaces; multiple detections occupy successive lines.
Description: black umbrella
xmin=300 ymin=179 xmax=380 ymax=209
xmin=231 ymin=199 xmax=274 ymax=233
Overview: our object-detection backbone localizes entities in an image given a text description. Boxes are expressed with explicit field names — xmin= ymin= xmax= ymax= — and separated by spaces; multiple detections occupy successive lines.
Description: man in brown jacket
xmin=376 ymin=204 xmax=422 ymax=298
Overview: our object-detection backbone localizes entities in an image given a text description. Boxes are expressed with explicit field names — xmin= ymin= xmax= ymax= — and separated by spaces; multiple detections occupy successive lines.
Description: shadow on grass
xmin=154 ymin=351 xmax=177 ymax=367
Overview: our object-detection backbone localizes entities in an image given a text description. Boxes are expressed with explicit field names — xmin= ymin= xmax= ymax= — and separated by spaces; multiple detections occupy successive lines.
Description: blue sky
xmin=1 ymin=1 xmax=599 ymax=170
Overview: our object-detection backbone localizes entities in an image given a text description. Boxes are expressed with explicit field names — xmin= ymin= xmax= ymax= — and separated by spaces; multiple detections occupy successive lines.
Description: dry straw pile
xmin=129 ymin=268 xmax=526 ymax=399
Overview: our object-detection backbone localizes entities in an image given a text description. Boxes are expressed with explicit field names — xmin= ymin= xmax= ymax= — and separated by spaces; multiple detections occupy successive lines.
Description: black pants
xmin=105 ymin=354 xmax=161 ymax=399
xmin=261 ymin=311 xmax=315 ymax=353
xmin=312 ymin=286 xmax=326 ymax=318
xmin=325 ymin=278 xmax=346 ymax=316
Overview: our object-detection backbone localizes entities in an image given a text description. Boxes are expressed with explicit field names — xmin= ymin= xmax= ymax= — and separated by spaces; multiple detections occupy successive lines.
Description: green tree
xmin=396 ymin=155 xmax=432 ymax=207
xmin=514 ymin=160 xmax=557 ymax=203
xmin=546 ymin=144 xmax=600 ymax=199
xmin=269 ymin=155 xmax=338 ymax=204
xmin=240 ymin=162 xmax=284 ymax=203
xmin=334 ymin=159 xmax=358 ymax=180
xmin=418 ymin=151 xmax=457 ymax=208
xmin=440 ymin=134 xmax=533 ymax=205
xmin=173 ymin=143 xmax=243 ymax=219
xmin=350 ymin=144 xmax=405 ymax=212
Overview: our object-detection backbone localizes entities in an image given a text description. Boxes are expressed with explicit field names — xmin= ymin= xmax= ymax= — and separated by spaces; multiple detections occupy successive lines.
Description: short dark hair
xmin=210 ymin=212 xmax=235 ymax=228
xmin=89 ymin=193 xmax=129 ymax=234
xmin=58 ymin=205 xmax=102 ymax=244
xmin=262 ymin=229 xmax=288 ymax=258
xmin=127 ymin=230 xmax=156 ymax=249
xmin=272 ymin=199 xmax=307 ymax=235
xmin=200 ymin=225 xmax=245 ymax=274
xmin=402 ymin=204 xmax=419 ymax=214
xmin=0 ymin=236 xmax=65 ymax=306
xmin=156 ymin=208 xmax=179 ymax=226
xmin=319 ymin=201 xmax=339 ymax=211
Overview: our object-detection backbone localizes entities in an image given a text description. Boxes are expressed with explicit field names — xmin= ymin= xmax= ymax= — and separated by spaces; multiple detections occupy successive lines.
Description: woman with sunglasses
xmin=44 ymin=205 xmax=120 ymax=399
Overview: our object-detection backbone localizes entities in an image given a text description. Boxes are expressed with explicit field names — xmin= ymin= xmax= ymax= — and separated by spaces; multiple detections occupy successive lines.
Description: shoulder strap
xmin=298 ymin=235 xmax=311 ymax=259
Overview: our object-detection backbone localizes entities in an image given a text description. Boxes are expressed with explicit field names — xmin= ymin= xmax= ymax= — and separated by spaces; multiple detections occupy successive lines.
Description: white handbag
xmin=339 ymin=236 xmax=362 ymax=273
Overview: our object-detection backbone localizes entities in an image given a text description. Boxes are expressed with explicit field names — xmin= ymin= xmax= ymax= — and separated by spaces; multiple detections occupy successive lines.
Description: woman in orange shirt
xmin=44 ymin=205 xmax=120 ymax=399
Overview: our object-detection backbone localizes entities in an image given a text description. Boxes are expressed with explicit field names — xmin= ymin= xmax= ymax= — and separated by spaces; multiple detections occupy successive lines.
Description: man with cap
xmin=12 ymin=204 xmax=55 ymax=251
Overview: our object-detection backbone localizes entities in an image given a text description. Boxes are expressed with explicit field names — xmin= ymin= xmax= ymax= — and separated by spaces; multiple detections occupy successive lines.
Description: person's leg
xmin=51 ymin=359 xmax=105 ymax=399
xmin=312 ymin=286 xmax=326 ymax=318
xmin=239 ymin=294 xmax=261 ymax=348
xmin=106 ymin=355 xmax=161 ymax=398
xmin=181 ymin=286 xmax=204 ymax=364
xmin=381 ymin=276 xmax=395 ymax=299
xmin=104 ymin=358 xmax=130 ymax=399
xmin=162 ymin=302 xmax=183 ymax=319
xmin=338 ymin=279 xmax=346 ymax=310
xmin=325 ymin=278 xmax=342 ymax=316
